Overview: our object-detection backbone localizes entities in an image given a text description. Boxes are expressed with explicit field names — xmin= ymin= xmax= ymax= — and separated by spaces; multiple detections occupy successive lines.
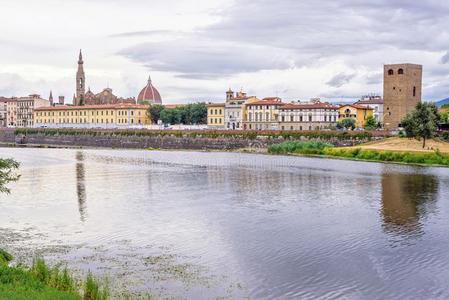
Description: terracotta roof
xmin=137 ymin=76 xmax=162 ymax=104
xmin=207 ymin=103 xmax=225 ymax=107
xmin=163 ymin=104 xmax=185 ymax=109
xmin=34 ymin=103 xmax=149 ymax=111
xmin=281 ymin=102 xmax=339 ymax=110
xmin=340 ymin=104 xmax=373 ymax=110
xmin=355 ymin=98 xmax=384 ymax=105
xmin=247 ymin=99 xmax=285 ymax=106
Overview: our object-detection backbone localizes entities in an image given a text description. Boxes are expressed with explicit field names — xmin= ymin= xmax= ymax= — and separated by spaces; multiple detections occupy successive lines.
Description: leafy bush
xmin=269 ymin=141 xmax=449 ymax=166
xmin=268 ymin=141 xmax=334 ymax=155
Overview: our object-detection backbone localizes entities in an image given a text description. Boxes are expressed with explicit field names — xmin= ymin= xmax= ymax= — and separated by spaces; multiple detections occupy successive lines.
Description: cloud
xmin=440 ymin=51 xmax=449 ymax=64
xmin=119 ymin=38 xmax=302 ymax=78
xmin=326 ymin=73 xmax=356 ymax=88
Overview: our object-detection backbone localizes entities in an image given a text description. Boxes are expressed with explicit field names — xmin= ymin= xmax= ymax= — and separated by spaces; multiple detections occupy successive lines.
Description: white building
xmin=278 ymin=100 xmax=339 ymax=131
xmin=354 ymin=96 xmax=384 ymax=123
xmin=224 ymin=89 xmax=258 ymax=130
xmin=17 ymin=94 xmax=50 ymax=127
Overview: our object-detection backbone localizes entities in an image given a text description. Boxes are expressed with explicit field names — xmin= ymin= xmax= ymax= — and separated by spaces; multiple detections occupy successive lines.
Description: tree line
xmin=147 ymin=103 xmax=207 ymax=125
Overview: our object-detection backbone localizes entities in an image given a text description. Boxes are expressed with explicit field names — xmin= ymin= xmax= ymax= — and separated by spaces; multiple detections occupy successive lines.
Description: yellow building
xmin=338 ymin=104 xmax=374 ymax=128
xmin=34 ymin=103 xmax=151 ymax=128
xmin=207 ymin=103 xmax=225 ymax=129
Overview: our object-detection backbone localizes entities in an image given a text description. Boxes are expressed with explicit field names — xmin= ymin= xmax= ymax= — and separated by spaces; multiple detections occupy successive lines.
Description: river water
xmin=1 ymin=148 xmax=449 ymax=299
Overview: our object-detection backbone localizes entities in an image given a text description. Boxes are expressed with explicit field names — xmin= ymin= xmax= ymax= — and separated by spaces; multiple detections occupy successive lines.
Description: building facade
xmin=338 ymin=104 xmax=374 ymax=128
xmin=17 ymin=95 xmax=50 ymax=127
xmin=278 ymin=101 xmax=339 ymax=131
xmin=0 ymin=97 xmax=9 ymax=127
xmin=244 ymin=97 xmax=284 ymax=130
xmin=207 ymin=103 xmax=225 ymax=129
xmin=6 ymin=98 xmax=17 ymax=127
xmin=34 ymin=103 xmax=151 ymax=128
xmin=354 ymin=95 xmax=384 ymax=124
xmin=224 ymin=89 xmax=258 ymax=130
xmin=383 ymin=64 xmax=422 ymax=130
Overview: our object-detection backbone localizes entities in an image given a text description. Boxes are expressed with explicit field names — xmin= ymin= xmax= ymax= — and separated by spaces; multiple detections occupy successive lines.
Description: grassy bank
xmin=0 ymin=249 xmax=108 ymax=300
xmin=268 ymin=141 xmax=449 ymax=167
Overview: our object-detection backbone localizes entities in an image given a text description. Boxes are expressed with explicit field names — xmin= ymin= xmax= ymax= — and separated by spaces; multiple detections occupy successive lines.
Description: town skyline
xmin=3 ymin=1 xmax=449 ymax=103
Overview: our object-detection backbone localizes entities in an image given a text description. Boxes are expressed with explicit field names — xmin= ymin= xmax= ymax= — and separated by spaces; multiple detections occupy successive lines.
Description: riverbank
xmin=268 ymin=140 xmax=449 ymax=167
xmin=0 ymin=249 xmax=107 ymax=300
xmin=0 ymin=128 xmax=389 ymax=151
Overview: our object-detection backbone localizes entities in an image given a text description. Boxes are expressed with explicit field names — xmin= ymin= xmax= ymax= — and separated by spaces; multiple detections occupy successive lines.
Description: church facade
xmin=74 ymin=51 xmax=161 ymax=106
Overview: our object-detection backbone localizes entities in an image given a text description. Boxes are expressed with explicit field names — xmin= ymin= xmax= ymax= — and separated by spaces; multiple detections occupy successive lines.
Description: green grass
xmin=0 ymin=249 xmax=108 ymax=300
xmin=268 ymin=141 xmax=449 ymax=167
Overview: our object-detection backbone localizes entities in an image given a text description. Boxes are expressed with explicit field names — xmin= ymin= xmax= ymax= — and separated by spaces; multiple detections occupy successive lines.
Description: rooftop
xmin=35 ymin=103 xmax=149 ymax=111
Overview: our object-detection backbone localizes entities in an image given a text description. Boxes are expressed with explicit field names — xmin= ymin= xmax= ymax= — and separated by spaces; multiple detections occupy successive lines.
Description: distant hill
xmin=436 ymin=98 xmax=449 ymax=107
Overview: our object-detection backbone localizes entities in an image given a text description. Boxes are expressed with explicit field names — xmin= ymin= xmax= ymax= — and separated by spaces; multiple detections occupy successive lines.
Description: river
xmin=1 ymin=148 xmax=449 ymax=299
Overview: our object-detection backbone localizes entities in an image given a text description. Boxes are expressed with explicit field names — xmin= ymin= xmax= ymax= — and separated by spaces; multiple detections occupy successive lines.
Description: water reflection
xmin=76 ymin=151 xmax=87 ymax=222
xmin=381 ymin=171 xmax=438 ymax=237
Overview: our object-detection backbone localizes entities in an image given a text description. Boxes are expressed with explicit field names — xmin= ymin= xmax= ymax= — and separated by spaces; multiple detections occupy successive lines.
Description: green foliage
xmin=268 ymin=141 xmax=449 ymax=166
xmin=439 ymin=112 xmax=449 ymax=124
xmin=363 ymin=116 xmax=377 ymax=130
xmin=442 ymin=131 xmax=449 ymax=141
xmin=147 ymin=103 xmax=208 ymax=125
xmin=84 ymin=272 xmax=108 ymax=300
xmin=337 ymin=118 xmax=356 ymax=130
xmin=147 ymin=105 xmax=165 ymax=124
xmin=268 ymin=141 xmax=334 ymax=155
xmin=0 ymin=249 xmax=13 ymax=265
xmin=0 ymin=250 xmax=108 ymax=300
xmin=401 ymin=102 xmax=440 ymax=148
xmin=14 ymin=128 xmax=382 ymax=141
xmin=441 ymin=103 xmax=449 ymax=109
xmin=0 ymin=158 xmax=20 ymax=194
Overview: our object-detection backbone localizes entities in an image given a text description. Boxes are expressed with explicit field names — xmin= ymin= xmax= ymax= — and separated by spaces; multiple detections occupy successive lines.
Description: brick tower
xmin=383 ymin=64 xmax=422 ymax=130
xmin=76 ymin=50 xmax=86 ymax=106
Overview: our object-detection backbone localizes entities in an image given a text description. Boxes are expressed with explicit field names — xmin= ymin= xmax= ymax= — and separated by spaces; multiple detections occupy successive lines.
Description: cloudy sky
xmin=1 ymin=0 xmax=449 ymax=103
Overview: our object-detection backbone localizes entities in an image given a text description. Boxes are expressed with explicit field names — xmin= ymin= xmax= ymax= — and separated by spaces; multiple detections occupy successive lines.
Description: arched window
xmin=398 ymin=68 xmax=404 ymax=75
xmin=388 ymin=69 xmax=394 ymax=75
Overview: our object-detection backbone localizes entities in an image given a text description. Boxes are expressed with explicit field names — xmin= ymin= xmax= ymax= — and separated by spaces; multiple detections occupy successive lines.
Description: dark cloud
xmin=326 ymin=73 xmax=356 ymax=88
xmin=115 ymin=0 xmax=449 ymax=79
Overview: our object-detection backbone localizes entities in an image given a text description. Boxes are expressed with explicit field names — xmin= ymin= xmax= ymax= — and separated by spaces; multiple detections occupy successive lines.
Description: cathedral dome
xmin=137 ymin=76 xmax=162 ymax=104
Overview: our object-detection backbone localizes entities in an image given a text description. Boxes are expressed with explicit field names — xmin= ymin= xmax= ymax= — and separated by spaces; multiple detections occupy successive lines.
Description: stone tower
xmin=226 ymin=88 xmax=234 ymax=101
xmin=383 ymin=63 xmax=422 ymax=130
xmin=76 ymin=50 xmax=86 ymax=106
xmin=49 ymin=90 xmax=53 ymax=106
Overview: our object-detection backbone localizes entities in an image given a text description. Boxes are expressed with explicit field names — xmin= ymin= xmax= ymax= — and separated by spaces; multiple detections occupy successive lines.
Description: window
xmin=413 ymin=86 xmax=416 ymax=97
xmin=388 ymin=69 xmax=394 ymax=75
xmin=398 ymin=68 xmax=404 ymax=75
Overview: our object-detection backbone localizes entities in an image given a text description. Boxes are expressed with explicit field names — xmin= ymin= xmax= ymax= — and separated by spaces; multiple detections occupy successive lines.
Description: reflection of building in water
xmin=76 ymin=151 xmax=87 ymax=222
xmin=381 ymin=172 xmax=438 ymax=235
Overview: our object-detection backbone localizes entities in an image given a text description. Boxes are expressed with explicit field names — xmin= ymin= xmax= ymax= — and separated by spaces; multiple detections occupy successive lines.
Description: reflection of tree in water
xmin=381 ymin=172 xmax=438 ymax=237
xmin=76 ymin=151 xmax=87 ymax=222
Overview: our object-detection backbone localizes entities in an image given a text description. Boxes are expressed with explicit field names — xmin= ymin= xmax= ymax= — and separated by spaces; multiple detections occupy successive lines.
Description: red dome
xmin=137 ymin=76 xmax=162 ymax=104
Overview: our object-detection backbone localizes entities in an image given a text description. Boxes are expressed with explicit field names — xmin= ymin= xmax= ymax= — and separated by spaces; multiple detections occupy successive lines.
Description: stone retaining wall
xmin=0 ymin=129 xmax=383 ymax=150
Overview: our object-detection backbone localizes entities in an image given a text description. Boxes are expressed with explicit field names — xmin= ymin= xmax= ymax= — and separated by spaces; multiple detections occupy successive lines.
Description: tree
xmin=337 ymin=118 xmax=356 ymax=130
xmin=363 ymin=116 xmax=377 ymax=130
xmin=441 ymin=103 xmax=449 ymax=109
xmin=440 ymin=112 xmax=449 ymax=124
xmin=0 ymin=159 xmax=19 ymax=194
xmin=147 ymin=105 xmax=165 ymax=124
xmin=401 ymin=102 xmax=440 ymax=148
xmin=155 ymin=103 xmax=208 ymax=125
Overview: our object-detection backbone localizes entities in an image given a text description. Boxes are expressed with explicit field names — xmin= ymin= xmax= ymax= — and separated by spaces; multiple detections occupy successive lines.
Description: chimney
xmin=59 ymin=96 xmax=65 ymax=105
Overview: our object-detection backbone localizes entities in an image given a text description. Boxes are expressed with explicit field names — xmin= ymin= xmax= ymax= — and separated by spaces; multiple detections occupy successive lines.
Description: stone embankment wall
xmin=0 ymin=129 xmax=387 ymax=151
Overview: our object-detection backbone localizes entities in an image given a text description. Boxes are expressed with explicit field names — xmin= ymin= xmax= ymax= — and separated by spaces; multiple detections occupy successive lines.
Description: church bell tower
xmin=76 ymin=50 xmax=86 ymax=106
